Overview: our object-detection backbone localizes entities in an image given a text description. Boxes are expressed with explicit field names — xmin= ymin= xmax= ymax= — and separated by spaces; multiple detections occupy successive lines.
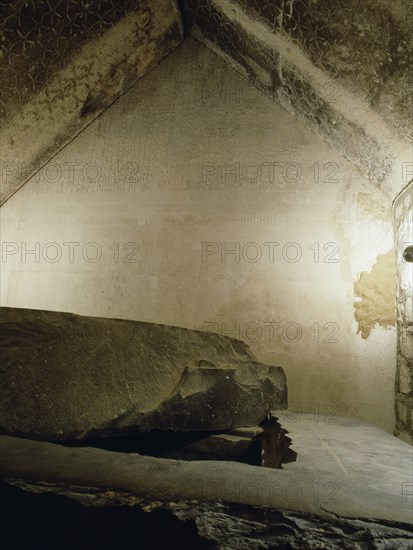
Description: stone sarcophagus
xmin=0 ymin=307 xmax=287 ymax=440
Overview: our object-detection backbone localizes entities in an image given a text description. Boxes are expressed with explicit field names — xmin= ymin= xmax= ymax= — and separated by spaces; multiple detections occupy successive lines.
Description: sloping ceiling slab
xmin=179 ymin=0 xmax=412 ymax=195
xmin=0 ymin=0 xmax=183 ymax=205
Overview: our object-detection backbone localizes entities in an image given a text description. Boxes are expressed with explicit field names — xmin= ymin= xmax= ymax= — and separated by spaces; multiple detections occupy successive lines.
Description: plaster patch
xmin=354 ymin=250 xmax=396 ymax=338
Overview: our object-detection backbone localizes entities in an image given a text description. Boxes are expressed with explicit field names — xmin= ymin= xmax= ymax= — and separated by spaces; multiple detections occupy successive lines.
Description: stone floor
xmin=273 ymin=412 xmax=413 ymax=523
xmin=1 ymin=413 xmax=412 ymax=548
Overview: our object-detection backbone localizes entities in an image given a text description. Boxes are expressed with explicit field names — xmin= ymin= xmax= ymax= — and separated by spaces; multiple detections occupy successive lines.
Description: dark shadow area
xmin=0 ymin=481 xmax=215 ymax=550
xmin=1 ymin=480 xmax=412 ymax=550
xmin=59 ymin=416 xmax=297 ymax=469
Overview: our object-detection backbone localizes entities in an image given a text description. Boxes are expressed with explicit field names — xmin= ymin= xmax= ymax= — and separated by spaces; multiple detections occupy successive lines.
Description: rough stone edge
xmin=2 ymin=478 xmax=412 ymax=549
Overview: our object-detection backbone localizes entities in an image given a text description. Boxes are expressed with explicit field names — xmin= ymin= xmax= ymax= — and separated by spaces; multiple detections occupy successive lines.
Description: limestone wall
xmin=0 ymin=40 xmax=398 ymax=433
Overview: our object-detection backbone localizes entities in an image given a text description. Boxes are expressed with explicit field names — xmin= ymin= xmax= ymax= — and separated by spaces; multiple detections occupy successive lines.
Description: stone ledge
xmin=1 ymin=412 xmax=412 ymax=524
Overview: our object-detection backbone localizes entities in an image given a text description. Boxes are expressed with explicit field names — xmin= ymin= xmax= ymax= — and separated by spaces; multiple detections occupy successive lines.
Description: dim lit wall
xmin=394 ymin=182 xmax=413 ymax=444
xmin=0 ymin=39 xmax=397 ymax=432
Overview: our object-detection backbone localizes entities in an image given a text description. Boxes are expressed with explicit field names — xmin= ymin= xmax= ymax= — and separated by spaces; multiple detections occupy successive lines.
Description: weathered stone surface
xmin=0 ymin=0 xmax=183 ymax=205
xmin=0 ymin=307 xmax=287 ymax=440
xmin=2 ymin=480 xmax=412 ymax=550
xmin=179 ymin=0 xmax=412 ymax=192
